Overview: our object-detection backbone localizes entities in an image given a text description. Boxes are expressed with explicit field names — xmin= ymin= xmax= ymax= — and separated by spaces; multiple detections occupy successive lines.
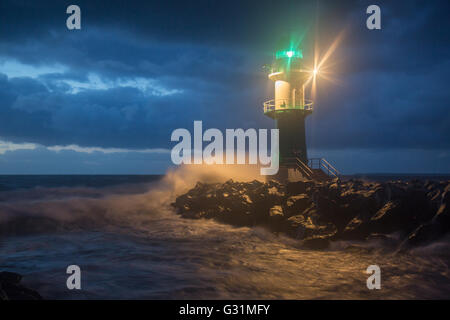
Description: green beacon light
xmin=275 ymin=49 xmax=303 ymax=60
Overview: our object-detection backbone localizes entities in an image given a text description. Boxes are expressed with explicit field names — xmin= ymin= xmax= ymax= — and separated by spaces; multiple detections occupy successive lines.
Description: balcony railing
xmin=263 ymin=99 xmax=313 ymax=114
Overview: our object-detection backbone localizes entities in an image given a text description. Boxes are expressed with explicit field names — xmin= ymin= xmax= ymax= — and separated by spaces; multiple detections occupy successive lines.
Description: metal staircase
xmin=294 ymin=157 xmax=340 ymax=181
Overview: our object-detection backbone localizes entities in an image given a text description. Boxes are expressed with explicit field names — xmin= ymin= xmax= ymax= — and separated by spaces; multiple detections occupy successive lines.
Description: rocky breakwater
xmin=172 ymin=178 xmax=450 ymax=250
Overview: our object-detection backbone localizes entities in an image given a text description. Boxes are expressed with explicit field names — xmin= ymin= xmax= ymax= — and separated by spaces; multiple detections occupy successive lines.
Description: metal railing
xmin=295 ymin=157 xmax=314 ymax=179
xmin=263 ymin=99 xmax=314 ymax=114
xmin=283 ymin=156 xmax=340 ymax=181
xmin=308 ymin=158 xmax=341 ymax=179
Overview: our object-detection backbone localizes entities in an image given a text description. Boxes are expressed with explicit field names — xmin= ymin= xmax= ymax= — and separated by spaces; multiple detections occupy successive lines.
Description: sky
xmin=0 ymin=0 xmax=449 ymax=174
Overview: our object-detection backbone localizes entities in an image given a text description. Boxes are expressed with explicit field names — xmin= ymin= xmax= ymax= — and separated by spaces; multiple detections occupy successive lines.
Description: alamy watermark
xmin=366 ymin=265 xmax=381 ymax=290
xmin=170 ymin=121 xmax=279 ymax=175
xmin=66 ymin=265 xmax=81 ymax=290
xmin=66 ymin=5 xmax=81 ymax=30
xmin=366 ymin=5 xmax=381 ymax=30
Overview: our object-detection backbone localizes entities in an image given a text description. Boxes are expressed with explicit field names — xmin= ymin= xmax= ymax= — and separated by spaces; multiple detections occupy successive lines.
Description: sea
xmin=1 ymin=168 xmax=450 ymax=299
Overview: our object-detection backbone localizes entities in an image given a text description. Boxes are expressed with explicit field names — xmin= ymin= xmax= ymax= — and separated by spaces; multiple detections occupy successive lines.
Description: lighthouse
xmin=263 ymin=42 xmax=314 ymax=180
xmin=263 ymin=38 xmax=341 ymax=181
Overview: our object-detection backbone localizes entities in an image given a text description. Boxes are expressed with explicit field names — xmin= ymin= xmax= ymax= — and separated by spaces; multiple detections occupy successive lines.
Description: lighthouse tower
xmin=263 ymin=42 xmax=313 ymax=180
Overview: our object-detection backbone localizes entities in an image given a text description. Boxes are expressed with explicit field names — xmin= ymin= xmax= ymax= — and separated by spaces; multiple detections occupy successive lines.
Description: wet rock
xmin=283 ymin=212 xmax=337 ymax=241
xmin=403 ymin=223 xmax=436 ymax=248
xmin=172 ymin=179 xmax=281 ymax=227
xmin=341 ymin=186 xmax=434 ymax=240
xmin=0 ymin=271 xmax=42 ymax=300
xmin=404 ymin=202 xmax=450 ymax=247
xmin=400 ymin=184 xmax=450 ymax=249
xmin=284 ymin=194 xmax=312 ymax=217
xmin=341 ymin=215 xmax=369 ymax=240
xmin=373 ymin=188 xmax=433 ymax=232
xmin=369 ymin=200 xmax=405 ymax=232
xmin=268 ymin=205 xmax=284 ymax=231
xmin=434 ymin=201 xmax=450 ymax=228
xmin=286 ymin=181 xmax=311 ymax=196
xmin=172 ymin=178 xmax=450 ymax=249
xmin=284 ymin=214 xmax=307 ymax=238
xmin=314 ymin=194 xmax=354 ymax=232
xmin=269 ymin=205 xmax=283 ymax=218
xmin=0 ymin=271 xmax=22 ymax=284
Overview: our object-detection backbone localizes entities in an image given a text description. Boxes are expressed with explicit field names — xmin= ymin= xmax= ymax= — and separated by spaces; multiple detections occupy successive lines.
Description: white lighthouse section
xmin=265 ymin=70 xmax=309 ymax=113
xmin=274 ymin=80 xmax=291 ymax=109
xmin=274 ymin=79 xmax=305 ymax=110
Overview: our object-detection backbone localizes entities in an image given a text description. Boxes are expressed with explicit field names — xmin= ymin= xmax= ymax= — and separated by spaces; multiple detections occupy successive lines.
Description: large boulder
xmin=0 ymin=272 xmax=42 ymax=300
xmin=283 ymin=207 xmax=337 ymax=242
xmin=342 ymin=199 xmax=399 ymax=239
xmin=403 ymin=184 xmax=450 ymax=247
xmin=314 ymin=194 xmax=353 ymax=232
xmin=371 ymin=187 xmax=433 ymax=233
xmin=286 ymin=181 xmax=312 ymax=196
xmin=268 ymin=205 xmax=285 ymax=231
xmin=283 ymin=194 xmax=313 ymax=217
xmin=340 ymin=215 xmax=369 ymax=240
xmin=172 ymin=179 xmax=286 ymax=227
xmin=311 ymin=180 xmax=385 ymax=235
xmin=283 ymin=209 xmax=336 ymax=249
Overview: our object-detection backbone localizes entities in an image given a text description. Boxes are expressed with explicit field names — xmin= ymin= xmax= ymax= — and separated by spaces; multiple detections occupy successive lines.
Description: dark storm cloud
xmin=341 ymin=1 xmax=450 ymax=75
xmin=0 ymin=71 xmax=259 ymax=148
xmin=309 ymin=62 xmax=450 ymax=150
xmin=0 ymin=0 xmax=355 ymax=46
xmin=0 ymin=0 xmax=449 ymax=154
